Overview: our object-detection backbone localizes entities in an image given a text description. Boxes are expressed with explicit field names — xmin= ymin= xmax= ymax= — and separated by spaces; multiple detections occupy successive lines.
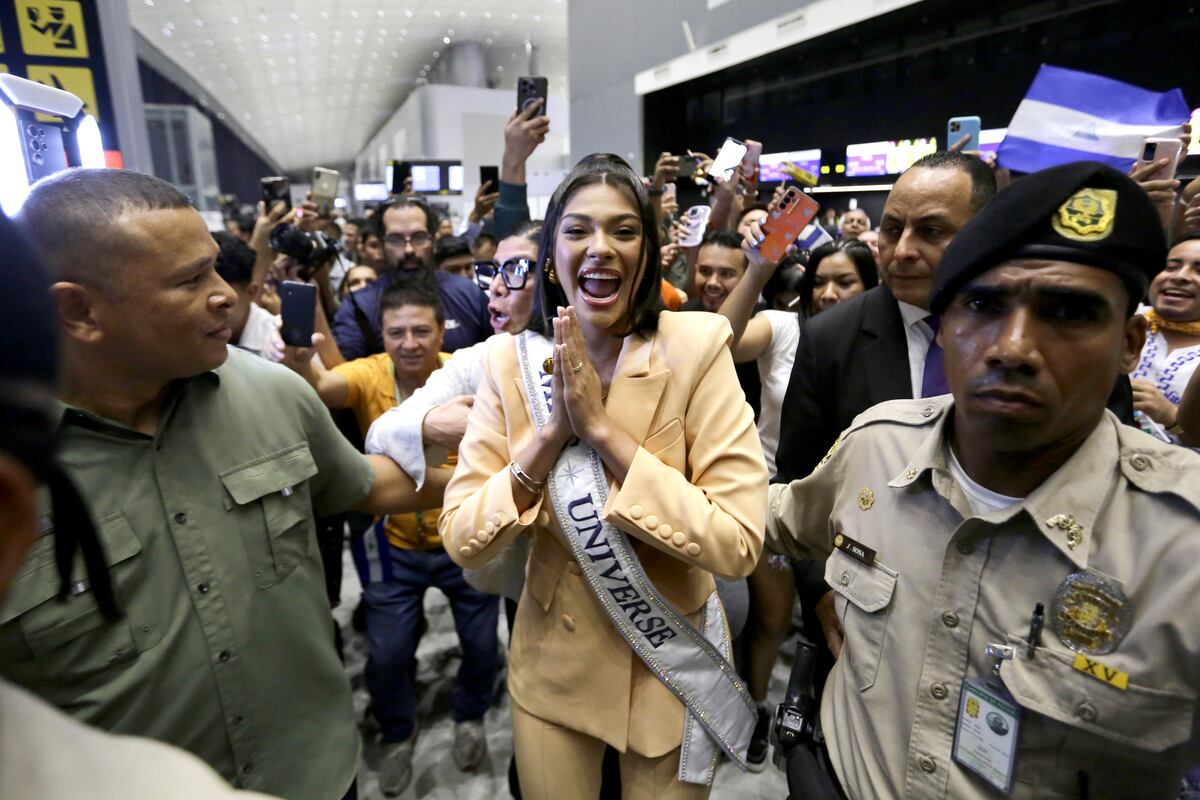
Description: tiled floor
xmin=334 ymin=554 xmax=793 ymax=800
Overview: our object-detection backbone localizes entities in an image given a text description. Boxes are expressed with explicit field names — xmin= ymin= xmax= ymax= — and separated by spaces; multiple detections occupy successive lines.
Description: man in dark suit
xmin=777 ymin=152 xmax=998 ymax=483
xmin=777 ymin=151 xmax=998 ymax=691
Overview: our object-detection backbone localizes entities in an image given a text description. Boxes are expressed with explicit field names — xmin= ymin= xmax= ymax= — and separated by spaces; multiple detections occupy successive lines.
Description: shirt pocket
xmin=825 ymin=547 xmax=898 ymax=692
xmin=1000 ymin=634 xmax=1196 ymax=794
xmin=0 ymin=512 xmax=149 ymax=685
xmin=220 ymin=442 xmax=319 ymax=589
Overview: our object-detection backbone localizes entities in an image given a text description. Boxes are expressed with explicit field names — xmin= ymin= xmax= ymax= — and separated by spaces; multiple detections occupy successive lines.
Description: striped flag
xmin=997 ymin=65 xmax=1189 ymax=174
xmin=798 ymin=223 xmax=833 ymax=251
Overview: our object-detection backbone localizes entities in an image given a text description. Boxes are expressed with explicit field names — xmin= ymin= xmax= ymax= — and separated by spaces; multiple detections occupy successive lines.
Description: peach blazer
xmin=440 ymin=311 xmax=767 ymax=757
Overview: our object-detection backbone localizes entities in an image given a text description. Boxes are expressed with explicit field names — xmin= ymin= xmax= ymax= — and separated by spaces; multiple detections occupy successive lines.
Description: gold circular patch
xmin=833 ymin=534 xmax=845 ymax=548
xmin=857 ymin=488 xmax=875 ymax=511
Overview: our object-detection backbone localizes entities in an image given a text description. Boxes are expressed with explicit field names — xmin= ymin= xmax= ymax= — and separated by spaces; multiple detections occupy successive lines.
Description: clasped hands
xmin=544 ymin=306 xmax=612 ymax=448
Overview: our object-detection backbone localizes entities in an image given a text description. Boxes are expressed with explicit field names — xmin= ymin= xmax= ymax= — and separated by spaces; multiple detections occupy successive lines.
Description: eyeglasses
xmin=474 ymin=257 xmax=534 ymax=291
xmin=383 ymin=232 xmax=433 ymax=249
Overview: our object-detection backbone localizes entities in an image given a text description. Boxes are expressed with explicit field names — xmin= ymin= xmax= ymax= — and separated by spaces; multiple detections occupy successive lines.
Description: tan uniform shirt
xmin=767 ymin=396 xmax=1200 ymax=799
xmin=0 ymin=348 xmax=374 ymax=799
xmin=0 ymin=678 xmax=278 ymax=800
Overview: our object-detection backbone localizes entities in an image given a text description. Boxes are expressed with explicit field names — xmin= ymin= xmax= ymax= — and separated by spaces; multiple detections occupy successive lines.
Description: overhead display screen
xmin=759 ymin=149 xmax=822 ymax=182
xmin=845 ymin=137 xmax=939 ymax=177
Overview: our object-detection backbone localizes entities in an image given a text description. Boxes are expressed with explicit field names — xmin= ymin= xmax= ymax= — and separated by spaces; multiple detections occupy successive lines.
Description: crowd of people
xmin=3 ymin=82 xmax=1200 ymax=800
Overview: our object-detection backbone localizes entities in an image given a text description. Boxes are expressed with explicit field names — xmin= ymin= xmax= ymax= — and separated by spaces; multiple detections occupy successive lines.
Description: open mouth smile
xmin=577 ymin=269 xmax=623 ymax=307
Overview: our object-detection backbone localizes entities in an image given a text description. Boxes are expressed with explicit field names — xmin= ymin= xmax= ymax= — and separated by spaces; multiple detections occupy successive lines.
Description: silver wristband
xmin=510 ymin=459 xmax=544 ymax=493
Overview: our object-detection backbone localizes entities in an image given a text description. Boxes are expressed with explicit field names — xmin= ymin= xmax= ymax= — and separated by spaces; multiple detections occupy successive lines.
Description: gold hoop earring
xmin=547 ymin=261 xmax=558 ymax=285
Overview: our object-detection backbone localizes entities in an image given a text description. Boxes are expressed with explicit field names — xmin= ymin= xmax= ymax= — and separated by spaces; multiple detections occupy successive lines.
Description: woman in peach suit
xmin=440 ymin=155 xmax=767 ymax=799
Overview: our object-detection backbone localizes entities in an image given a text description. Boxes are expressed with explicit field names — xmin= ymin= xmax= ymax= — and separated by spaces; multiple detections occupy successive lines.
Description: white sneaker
xmin=452 ymin=719 xmax=488 ymax=772
xmin=378 ymin=728 xmax=417 ymax=797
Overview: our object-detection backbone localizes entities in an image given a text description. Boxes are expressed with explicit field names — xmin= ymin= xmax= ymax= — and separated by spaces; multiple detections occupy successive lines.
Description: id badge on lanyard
xmin=952 ymin=643 xmax=1023 ymax=794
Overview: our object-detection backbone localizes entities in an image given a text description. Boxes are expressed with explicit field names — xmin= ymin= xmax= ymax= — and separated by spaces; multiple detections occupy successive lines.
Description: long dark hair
xmin=527 ymin=154 xmax=661 ymax=338
xmin=798 ymin=239 xmax=878 ymax=317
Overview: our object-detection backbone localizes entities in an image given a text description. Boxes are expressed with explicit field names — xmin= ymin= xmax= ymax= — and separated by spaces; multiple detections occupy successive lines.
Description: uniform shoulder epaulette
xmin=816 ymin=397 xmax=949 ymax=469
xmin=1116 ymin=424 xmax=1200 ymax=515
xmin=843 ymin=396 xmax=950 ymax=436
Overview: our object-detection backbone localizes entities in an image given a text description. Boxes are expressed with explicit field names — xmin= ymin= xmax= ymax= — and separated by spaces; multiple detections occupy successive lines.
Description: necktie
xmin=921 ymin=316 xmax=949 ymax=398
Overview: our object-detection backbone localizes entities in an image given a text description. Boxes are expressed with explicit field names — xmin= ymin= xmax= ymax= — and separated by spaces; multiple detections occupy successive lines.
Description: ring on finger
xmin=571 ymin=361 xmax=585 ymax=374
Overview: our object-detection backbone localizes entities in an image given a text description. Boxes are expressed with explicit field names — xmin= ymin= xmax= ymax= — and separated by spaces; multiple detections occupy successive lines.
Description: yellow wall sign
xmin=26 ymin=64 xmax=97 ymax=119
xmin=15 ymin=1 xmax=89 ymax=59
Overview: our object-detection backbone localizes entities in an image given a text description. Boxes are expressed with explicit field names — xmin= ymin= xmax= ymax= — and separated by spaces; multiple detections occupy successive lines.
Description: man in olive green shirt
xmin=2 ymin=169 xmax=449 ymax=799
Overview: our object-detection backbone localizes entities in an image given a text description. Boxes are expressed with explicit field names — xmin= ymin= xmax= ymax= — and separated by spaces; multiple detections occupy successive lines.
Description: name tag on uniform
xmin=445 ymin=318 xmax=460 ymax=330
xmin=832 ymin=532 xmax=875 ymax=566
xmin=952 ymin=675 xmax=1021 ymax=794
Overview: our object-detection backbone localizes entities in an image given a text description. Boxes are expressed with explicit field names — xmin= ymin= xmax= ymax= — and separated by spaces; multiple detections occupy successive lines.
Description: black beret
xmin=930 ymin=161 xmax=1166 ymax=314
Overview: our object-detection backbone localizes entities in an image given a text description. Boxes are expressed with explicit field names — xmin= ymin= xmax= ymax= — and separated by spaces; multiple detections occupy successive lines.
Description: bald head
xmin=15 ymin=169 xmax=192 ymax=295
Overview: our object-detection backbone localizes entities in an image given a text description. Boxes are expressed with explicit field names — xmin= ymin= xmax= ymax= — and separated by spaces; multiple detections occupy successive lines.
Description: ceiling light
xmin=405 ymin=9 xmax=413 ymax=17
xmin=244 ymin=113 xmax=252 ymax=121
xmin=320 ymin=10 xmax=329 ymax=19
xmin=459 ymin=10 xmax=466 ymax=17
xmin=194 ymin=18 xmax=204 ymax=26
xmin=377 ymin=9 xmax=385 ymax=18
xmin=350 ymin=10 xmax=359 ymax=18
xmin=260 ymin=34 xmax=269 ymax=42
xmin=484 ymin=11 xmax=492 ymax=19
xmin=230 ymin=16 xmax=238 ymax=24
xmin=290 ymin=12 xmax=299 ymax=21
xmin=497 ymin=65 xmax=504 ymax=72
xmin=442 ymin=37 xmax=450 ymax=44
xmin=433 ymin=50 xmax=440 ymax=57
xmin=433 ymin=11 xmax=442 ymax=18
xmin=161 ymin=25 xmax=172 ymax=37
xmin=144 ymin=0 xmax=153 ymax=5
xmin=485 ymin=37 xmax=492 ymax=44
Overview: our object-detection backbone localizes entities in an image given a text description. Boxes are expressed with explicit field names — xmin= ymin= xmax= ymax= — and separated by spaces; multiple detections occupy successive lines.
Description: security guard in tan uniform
xmin=767 ymin=161 xmax=1200 ymax=799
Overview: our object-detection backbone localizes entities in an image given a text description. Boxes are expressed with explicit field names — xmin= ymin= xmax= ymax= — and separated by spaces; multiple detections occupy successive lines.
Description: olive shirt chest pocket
xmin=219 ymin=443 xmax=319 ymax=589
xmin=824 ymin=547 xmax=899 ymax=692
xmin=0 ymin=512 xmax=154 ymax=685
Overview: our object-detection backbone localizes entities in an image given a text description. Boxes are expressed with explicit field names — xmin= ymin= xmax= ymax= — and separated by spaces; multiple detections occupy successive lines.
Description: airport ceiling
xmin=128 ymin=0 xmax=568 ymax=172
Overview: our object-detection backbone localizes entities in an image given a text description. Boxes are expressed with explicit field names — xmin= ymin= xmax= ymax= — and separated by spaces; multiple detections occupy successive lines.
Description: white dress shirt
xmin=364 ymin=336 xmax=492 ymax=488
xmin=897 ymin=300 xmax=936 ymax=399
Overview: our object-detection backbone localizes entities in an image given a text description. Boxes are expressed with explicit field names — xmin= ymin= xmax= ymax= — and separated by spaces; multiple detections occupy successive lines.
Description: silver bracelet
xmin=510 ymin=459 xmax=544 ymax=493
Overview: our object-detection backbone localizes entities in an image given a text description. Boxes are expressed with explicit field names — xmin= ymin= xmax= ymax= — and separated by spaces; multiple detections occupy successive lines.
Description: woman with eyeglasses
xmin=365 ymin=222 xmax=542 ymax=482
xmin=440 ymin=155 xmax=767 ymax=799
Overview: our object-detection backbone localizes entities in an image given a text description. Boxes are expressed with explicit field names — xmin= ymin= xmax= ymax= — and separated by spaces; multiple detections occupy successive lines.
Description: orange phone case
xmin=758 ymin=188 xmax=820 ymax=262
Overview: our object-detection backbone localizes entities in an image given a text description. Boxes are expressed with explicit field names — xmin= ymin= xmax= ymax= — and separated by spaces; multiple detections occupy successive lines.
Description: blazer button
xmin=491 ymin=513 xmax=503 ymax=527
xmin=645 ymin=514 xmax=659 ymax=529
xmin=685 ymin=542 xmax=701 ymax=557
xmin=485 ymin=521 xmax=496 ymax=534
xmin=468 ymin=537 xmax=480 ymax=548
xmin=562 ymin=614 xmax=576 ymax=632
xmin=478 ymin=530 xmax=493 ymax=543
xmin=459 ymin=546 xmax=472 ymax=558
xmin=629 ymin=505 xmax=644 ymax=520
xmin=536 ymin=511 xmax=551 ymax=527
xmin=566 ymin=561 xmax=582 ymax=576
xmin=657 ymin=524 xmax=672 ymax=540
xmin=671 ymin=532 xmax=687 ymax=547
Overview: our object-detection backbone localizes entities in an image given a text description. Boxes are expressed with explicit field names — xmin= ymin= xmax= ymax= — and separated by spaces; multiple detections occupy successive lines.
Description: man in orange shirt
xmin=283 ymin=284 xmax=498 ymax=796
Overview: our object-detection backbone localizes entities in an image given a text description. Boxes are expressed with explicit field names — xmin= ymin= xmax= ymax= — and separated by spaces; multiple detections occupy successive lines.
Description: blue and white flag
xmin=997 ymin=65 xmax=1189 ymax=174
xmin=798 ymin=222 xmax=833 ymax=251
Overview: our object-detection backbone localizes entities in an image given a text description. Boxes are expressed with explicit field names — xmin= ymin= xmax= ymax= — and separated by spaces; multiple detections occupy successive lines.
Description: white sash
xmin=516 ymin=331 xmax=755 ymax=784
